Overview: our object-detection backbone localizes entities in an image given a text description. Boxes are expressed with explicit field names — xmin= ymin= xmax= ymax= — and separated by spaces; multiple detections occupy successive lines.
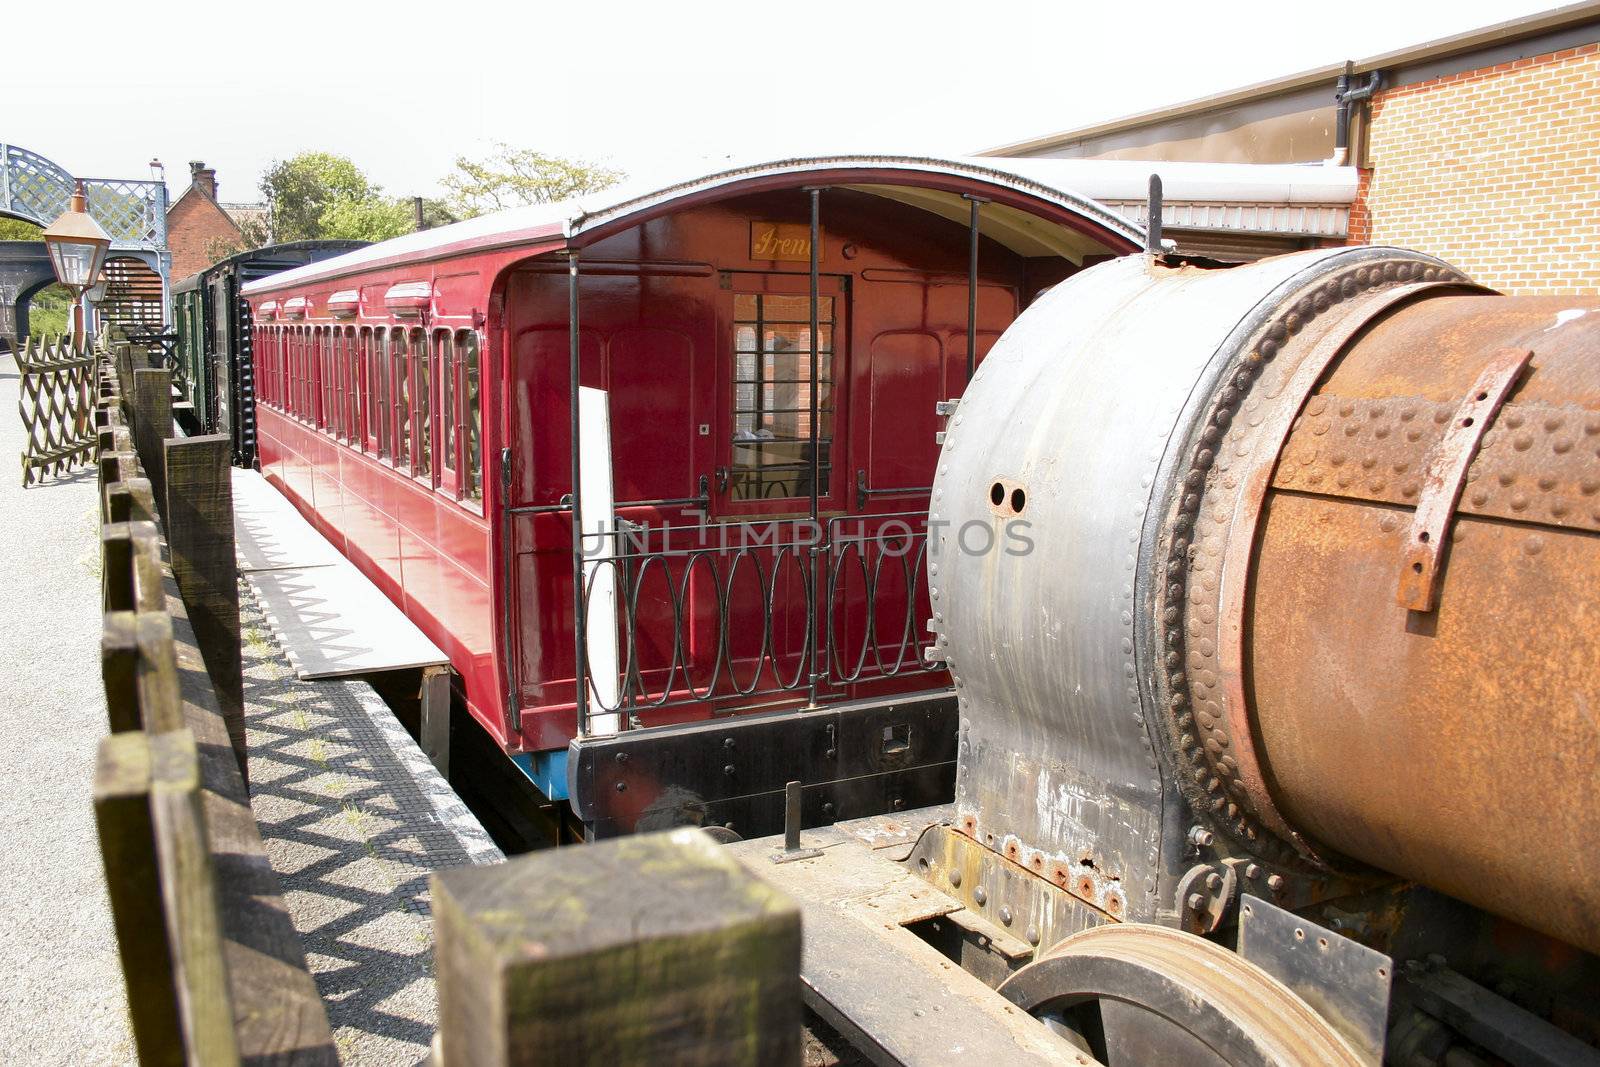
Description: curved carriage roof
xmin=173 ymin=239 xmax=371 ymax=294
xmin=242 ymin=155 xmax=1160 ymax=295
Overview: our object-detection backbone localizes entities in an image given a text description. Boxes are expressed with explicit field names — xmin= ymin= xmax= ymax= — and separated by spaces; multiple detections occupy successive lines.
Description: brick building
xmin=983 ymin=3 xmax=1600 ymax=294
xmin=165 ymin=161 xmax=263 ymax=280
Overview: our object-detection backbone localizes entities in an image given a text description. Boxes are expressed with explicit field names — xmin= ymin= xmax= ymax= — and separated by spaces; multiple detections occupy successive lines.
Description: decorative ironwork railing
xmin=17 ymin=335 xmax=97 ymax=486
xmin=574 ymin=511 xmax=940 ymax=733
xmin=1 ymin=144 xmax=168 ymax=249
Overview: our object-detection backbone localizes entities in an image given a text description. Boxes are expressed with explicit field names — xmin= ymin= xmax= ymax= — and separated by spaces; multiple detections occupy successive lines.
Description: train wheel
xmin=997 ymin=924 xmax=1364 ymax=1067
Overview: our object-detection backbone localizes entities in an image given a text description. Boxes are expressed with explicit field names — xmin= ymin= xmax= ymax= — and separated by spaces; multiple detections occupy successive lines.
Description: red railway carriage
xmin=242 ymin=157 xmax=1140 ymax=837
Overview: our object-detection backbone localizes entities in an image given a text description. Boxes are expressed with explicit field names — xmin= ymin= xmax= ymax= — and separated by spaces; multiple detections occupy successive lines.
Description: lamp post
xmin=42 ymin=180 xmax=111 ymax=349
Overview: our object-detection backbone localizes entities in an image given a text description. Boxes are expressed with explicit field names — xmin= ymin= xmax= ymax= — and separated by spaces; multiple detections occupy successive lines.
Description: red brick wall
xmin=1354 ymin=42 xmax=1600 ymax=294
xmin=167 ymin=189 xmax=243 ymax=281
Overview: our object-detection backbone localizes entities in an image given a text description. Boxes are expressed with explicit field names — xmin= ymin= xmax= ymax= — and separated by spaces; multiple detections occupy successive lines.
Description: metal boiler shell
xmin=932 ymin=247 xmax=1407 ymax=917
xmin=936 ymin=245 xmax=1600 ymax=953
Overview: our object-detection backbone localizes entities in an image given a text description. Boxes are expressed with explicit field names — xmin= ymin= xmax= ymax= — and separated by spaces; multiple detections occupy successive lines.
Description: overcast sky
xmin=3 ymin=0 xmax=1566 ymax=204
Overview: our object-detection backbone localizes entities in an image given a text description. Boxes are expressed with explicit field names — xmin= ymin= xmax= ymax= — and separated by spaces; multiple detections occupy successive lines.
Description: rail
xmin=573 ymin=509 xmax=942 ymax=733
xmin=91 ymin=335 xmax=335 ymax=1064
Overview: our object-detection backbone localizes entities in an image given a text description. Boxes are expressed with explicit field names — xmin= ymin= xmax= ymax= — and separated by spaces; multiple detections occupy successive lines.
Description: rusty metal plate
xmin=1276 ymin=396 xmax=1600 ymax=536
xmin=1249 ymin=493 xmax=1600 ymax=957
xmin=1397 ymin=347 xmax=1532 ymax=611
xmin=1237 ymin=894 xmax=1393 ymax=1067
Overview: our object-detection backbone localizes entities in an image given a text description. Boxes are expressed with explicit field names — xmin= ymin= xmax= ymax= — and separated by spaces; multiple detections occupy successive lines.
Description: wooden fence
xmin=18 ymin=335 xmax=97 ymax=486
xmin=92 ymin=337 xmax=336 ymax=1065
xmin=89 ymin=336 xmax=803 ymax=1066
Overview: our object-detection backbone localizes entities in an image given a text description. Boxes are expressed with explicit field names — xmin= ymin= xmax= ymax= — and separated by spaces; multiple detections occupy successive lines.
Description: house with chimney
xmin=164 ymin=161 xmax=266 ymax=280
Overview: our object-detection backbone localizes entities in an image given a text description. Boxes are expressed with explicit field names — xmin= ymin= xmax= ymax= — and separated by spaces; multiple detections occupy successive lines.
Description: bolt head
xmin=999 ymin=905 xmax=1013 ymax=926
xmin=1205 ymin=872 xmax=1223 ymax=891
xmin=1266 ymin=874 xmax=1285 ymax=892
xmin=615 ymin=781 xmax=627 ymax=792
xmin=974 ymin=886 xmax=987 ymax=905
xmin=1026 ymin=926 xmax=1040 ymax=946
xmin=1245 ymin=863 xmax=1261 ymax=879
xmin=723 ymin=764 xmax=735 ymax=776
xmin=948 ymin=869 xmax=962 ymax=888
xmin=1188 ymin=825 xmax=1214 ymax=848
xmin=1187 ymin=892 xmax=1206 ymax=911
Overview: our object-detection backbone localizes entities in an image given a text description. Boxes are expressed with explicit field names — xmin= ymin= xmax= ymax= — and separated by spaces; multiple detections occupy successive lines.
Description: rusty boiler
xmin=922 ymin=244 xmax=1600 ymax=1063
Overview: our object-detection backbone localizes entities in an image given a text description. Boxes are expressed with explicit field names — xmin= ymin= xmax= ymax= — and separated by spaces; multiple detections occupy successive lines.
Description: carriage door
xmin=714 ymin=271 xmax=848 ymax=519
xmin=208 ymin=274 xmax=233 ymax=438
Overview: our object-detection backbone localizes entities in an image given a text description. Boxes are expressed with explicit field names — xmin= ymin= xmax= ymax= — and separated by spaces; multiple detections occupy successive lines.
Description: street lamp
xmin=42 ymin=180 xmax=111 ymax=348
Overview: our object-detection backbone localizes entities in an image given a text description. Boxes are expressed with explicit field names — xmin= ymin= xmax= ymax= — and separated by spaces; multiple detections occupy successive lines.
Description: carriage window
xmin=439 ymin=330 xmax=457 ymax=483
xmin=293 ymin=329 xmax=305 ymax=418
xmin=412 ymin=327 xmax=432 ymax=483
xmin=320 ymin=328 xmax=327 ymax=428
xmin=370 ymin=329 xmax=388 ymax=457
xmin=731 ymin=293 xmax=833 ymax=500
xmin=393 ymin=328 xmax=411 ymax=472
xmin=461 ymin=330 xmax=482 ymax=504
xmin=345 ymin=328 xmax=361 ymax=445
xmin=328 ymin=328 xmax=343 ymax=437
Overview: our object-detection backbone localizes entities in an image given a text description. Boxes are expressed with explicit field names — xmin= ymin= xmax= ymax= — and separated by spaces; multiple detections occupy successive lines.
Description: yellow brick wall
xmin=1351 ymin=42 xmax=1600 ymax=295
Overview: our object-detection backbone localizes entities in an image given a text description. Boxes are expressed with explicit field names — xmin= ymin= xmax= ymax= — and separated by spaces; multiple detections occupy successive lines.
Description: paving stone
xmin=241 ymin=580 xmax=501 ymax=1065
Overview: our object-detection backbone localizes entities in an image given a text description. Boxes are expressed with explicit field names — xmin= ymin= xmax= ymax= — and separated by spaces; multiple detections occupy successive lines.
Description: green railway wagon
xmin=172 ymin=240 xmax=367 ymax=465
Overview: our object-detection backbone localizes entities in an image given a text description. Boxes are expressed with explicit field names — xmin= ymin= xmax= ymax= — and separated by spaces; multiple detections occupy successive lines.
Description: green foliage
xmin=440 ymin=145 xmax=623 ymax=219
xmin=318 ymin=195 xmax=415 ymax=242
xmin=28 ymin=284 xmax=71 ymax=336
xmin=239 ymin=146 xmax=623 ymax=249
xmin=204 ymin=234 xmax=248 ymax=263
xmin=258 ymin=152 xmax=379 ymax=242
xmin=0 ymin=217 xmax=43 ymax=240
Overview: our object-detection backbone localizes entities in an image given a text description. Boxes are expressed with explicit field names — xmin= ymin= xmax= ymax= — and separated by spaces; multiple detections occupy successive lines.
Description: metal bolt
xmin=974 ymin=886 xmax=988 ymax=906
xmin=1188 ymin=825 xmax=1214 ymax=848
xmin=1266 ymin=874 xmax=1285 ymax=893
xmin=1186 ymin=892 xmax=1206 ymax=911
xmin=1205 ymin=872 xmax=1222 ymax=891
xmin=723 ymin=764 xmax=735 ymax=776
xmin=1245 ymin=863 xmax=1261 ymax=880
xmin=615 ymin=781 xmax=627 ymax=792
xmin=615 ymin=751 xmax=629 ymax=764
xmin=892 ymin=796 xmax=905 ymax=811
xmin=824 ymin=748 xmax=836 ymax=760
xmin=724 ymin=737 xmax=735 ymax=749
xmin=948 ymin=869 xmax=962 ymax=888
xmin=999 ymin=905 xmax=1013 ymax=926
xmin=1026 ymin=926 xmax=1040 ymax=946
xmin=821 ymin=802 xmax=834 ymax=818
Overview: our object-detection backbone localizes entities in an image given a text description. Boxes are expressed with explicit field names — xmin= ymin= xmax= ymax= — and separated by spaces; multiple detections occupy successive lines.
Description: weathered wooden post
xmin=131 ymin=365 xmax=172 ymax=522
xmin=94 ymin=728 xmax=240 ymax=1066
xmin=164 ymin=434 xmax=246 ymax=780
xmin=432 ymin=828 xmax=801 ymax=1066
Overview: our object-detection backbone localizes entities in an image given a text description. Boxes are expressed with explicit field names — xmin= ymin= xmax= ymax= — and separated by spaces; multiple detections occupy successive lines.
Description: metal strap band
xmin=1396 ymin=346 xmax=1532 ymax=612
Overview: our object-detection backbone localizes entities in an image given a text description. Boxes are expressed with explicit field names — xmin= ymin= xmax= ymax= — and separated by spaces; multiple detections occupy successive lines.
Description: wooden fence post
xmin=132 ymin=366 xmax=172 ymax=522
xmin=432 ymin=828 xmax=801 ymax=1066
xmin=94 ymin=729 xmax=241 ymax=1067
xmin=164 ymin=435 xmax=245 ymax=780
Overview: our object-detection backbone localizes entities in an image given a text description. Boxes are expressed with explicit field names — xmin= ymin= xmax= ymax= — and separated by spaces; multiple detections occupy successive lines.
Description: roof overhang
xmin=243 ymin=155 xmax=1150 ymax=296
xmin=994 ymin=158 xmax=1360 ymax=239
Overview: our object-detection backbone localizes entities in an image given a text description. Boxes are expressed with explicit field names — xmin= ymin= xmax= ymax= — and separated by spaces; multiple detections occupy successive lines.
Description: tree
xmin=318 ymin=195 xmax=415 ymax=242
xmin=440 ymin=145 xmax=623 ymax=219
xmin=27 ymin=284 xmax=71 ymax=336
xmin=0 ymin=217 xmax=42 ymax=240
xmin=250 ymin=152 xmax=427 ymax=245
xmin=257 ymin=152 xmax=376 ymax=242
